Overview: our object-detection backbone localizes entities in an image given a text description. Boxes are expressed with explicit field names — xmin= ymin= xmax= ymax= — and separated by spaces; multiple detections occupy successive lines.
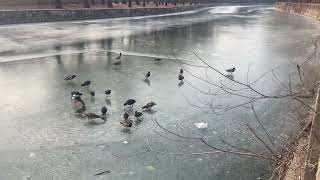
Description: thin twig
xmin=251 ymin=104 xmax=276 ymax=147
xmin=155 ymin=119 xmax=274 ymax=160
xmin=247 ymin=124 xmax=276 ymax=156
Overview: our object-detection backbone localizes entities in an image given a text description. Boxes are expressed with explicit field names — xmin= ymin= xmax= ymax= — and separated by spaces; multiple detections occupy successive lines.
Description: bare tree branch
xmin=251 ymin=104 xmax=276 ymax=147
xmin=246 ymin=124 xmax=276 ymax=156
xmin=155 ymin=119 xmax=274 ymax=160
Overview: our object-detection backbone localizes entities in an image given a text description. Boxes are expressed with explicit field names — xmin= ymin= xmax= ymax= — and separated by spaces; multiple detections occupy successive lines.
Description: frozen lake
xmin=0 ymin=5 xmax=319 ymax=180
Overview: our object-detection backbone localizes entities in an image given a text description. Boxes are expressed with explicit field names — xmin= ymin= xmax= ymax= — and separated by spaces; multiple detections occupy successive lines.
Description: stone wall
xmin=274 ymin=2 xmax=320 ymax=20
xmin=0 ymin=4 xmax=209 ymax=25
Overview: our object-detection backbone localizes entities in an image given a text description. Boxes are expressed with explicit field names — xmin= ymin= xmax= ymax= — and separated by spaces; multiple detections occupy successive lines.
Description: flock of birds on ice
xmin=64 ymin=53 xmax=236 ymax=129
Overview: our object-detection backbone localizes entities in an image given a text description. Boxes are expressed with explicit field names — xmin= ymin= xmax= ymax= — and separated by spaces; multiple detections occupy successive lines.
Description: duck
xmin=74 ymin=95 xmax=83 ymax=102
xmin=123 ymin=112 xmax=129 ymax=120
xmin=142 ymin=101 xmax=156 ymax=111
xmin=116 ymin=53 xmax=122 ymax=60
xmin=178 ymin=74 xmax=184 ymax=82
xmin=120 ymin=112 xmax=133 ymax=127
xmin=81 ymin=81 xmax=91 ymax=88
xmin=90 ymin=91 xmax=95 ymax=97
xmin=154 ymin=58 xmax=162 ymax=63
xmin=179 ymin=68 xmax=183 ymax=74
xmin=124 ymin=99 xmax=136 ymax=107
xmin=83 ymin=112 xmax=106 ymax=123
xmin=226 ymin=67 xmax=236 ymax=74
xmin=113 ymin=60 xmax=121 ymax=65
xmin=120 ymin=119 xmax=132 ymax=127
xmin=71 ymin=91 xmax=82 ymax=98
xmin=101 ymin=106 xmax=107 ymax=116
xmin=74 ymin=96 xmax=86 ymax=113
xmin=64 ymin=74 xmax=76 ymax=82
xmin=134 ymin=111 xmax=143 ymax=121
xmin=105 ymin=89 xmax=111 ymax=97
xmin=145 ymin=71 xmax=150 ymax=79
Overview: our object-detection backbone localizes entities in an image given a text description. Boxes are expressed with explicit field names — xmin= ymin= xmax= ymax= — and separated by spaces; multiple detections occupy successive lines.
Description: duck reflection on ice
xmin=84 ymin=120 xmax=106 ymax=126
xmin=105 ymin=98 xmax=111 ymax=106
xmin=90 ymin=96 xmax=95 ymax=103
xmin=225 ymin=74 xmax=234 ymax=80
xmin=143 ymin=78 xmax=150 ymax=86
xmin=178 ymin=81 xmax=184 ymax=87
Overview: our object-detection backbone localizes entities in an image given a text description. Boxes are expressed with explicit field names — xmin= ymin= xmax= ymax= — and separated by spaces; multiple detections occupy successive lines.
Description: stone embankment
xmin=0 ymin=4 xmax=209 ymax=25
xmin=275 ymin=2 xmax=320 ymax=20
xmin=273 ymin=5 xmax=320 ymax=178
